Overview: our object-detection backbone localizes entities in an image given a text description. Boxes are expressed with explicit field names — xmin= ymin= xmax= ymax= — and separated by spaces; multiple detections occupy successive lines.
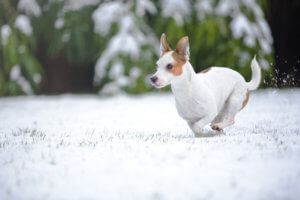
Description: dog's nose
xmin=150 ymin=76 xmax=158 ymax=83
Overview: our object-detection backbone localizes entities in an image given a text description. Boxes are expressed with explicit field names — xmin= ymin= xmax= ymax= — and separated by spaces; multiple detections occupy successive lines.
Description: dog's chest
xmin=175 ymin=97 xmax=205 ymax=122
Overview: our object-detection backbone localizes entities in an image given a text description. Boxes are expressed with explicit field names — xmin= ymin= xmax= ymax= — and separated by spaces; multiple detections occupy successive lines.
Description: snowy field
xmin=0 ymin=89 xmax=300 ymax=200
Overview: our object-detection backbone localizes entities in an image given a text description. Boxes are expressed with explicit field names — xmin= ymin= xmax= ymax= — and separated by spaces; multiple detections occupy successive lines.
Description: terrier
xmin=151 ymin=34 xmax=261 ymax=136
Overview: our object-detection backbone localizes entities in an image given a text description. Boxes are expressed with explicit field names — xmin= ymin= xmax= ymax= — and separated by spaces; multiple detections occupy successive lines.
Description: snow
xmin=196 ymin=0 xmax=273 ymax=55
xmin=230 ymin=14 xmax=253 ymax=39
xmin=9 ymin=65 xmax=33 ymax=94
xmin=93 ymin=17 xmax=141 ymax=86
xmin=92 ymin=2 xmax=145 ymax=89
xmin=136 ymin=0 xmax=157 ymax=16
xmin=130 ymin=67 xmax=142 ymax=79
xmin=18 ymin=0 xmax=41 ymax=17
xmin=215 ymin=0 xmax=234 ymax=16
xmin=33 ymin=74 xmax=42 ymax=84
xmin=92 ymin=2 xmax=128 ymax=36
xmin=108 ymin=61 xmax=124 ymax=80
xmin=259 ymin=58 xmax=270 ymax=70
xmin=63 ymin=0 xmax=100 ymax=11
xmin=54 ymin=18 xmax=64 ymax=29
xmin=257 ymin=19 xmax=273 ymax=44
xmin=93 ymin=2 xmax=157 ymax=94
xmin=0 ymin=89 xmax=300 ymax=200
xmin=14 ymin=15 xmax=33 ymax=36
xmin=161 ymin=0 xmax=191 ymax=26
xmin=195 ymin=0 xmax=213 ymax=20
xmin=258 ymin=37 xmax=272 ymax=54
xmin=1 ymin=24 xmax=11 ymax=45
xmin=9 ymin=65 xmax=21 ymax=81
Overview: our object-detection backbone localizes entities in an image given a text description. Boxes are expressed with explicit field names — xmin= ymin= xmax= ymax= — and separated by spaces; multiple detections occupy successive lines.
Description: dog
xmin=150 ymin=33 xmax=261 ymax=136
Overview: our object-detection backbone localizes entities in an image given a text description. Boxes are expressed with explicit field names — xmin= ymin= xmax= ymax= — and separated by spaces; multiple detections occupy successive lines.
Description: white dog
xmin=151 ymin=34 xmax=261 ymax=136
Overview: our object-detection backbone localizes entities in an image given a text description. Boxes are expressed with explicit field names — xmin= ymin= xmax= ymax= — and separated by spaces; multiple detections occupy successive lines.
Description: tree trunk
xmin=36 ymin=42 xmax=94 ymax=94
xmin=268 ymin=0 xmax=300 ymax=87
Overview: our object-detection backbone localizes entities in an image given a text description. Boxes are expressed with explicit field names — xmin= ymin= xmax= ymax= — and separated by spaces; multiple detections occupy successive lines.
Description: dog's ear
xmin=160 ymin=33 xmax=172 ymax=57
xmin=175 ymin=36 xmax=189 ymax=61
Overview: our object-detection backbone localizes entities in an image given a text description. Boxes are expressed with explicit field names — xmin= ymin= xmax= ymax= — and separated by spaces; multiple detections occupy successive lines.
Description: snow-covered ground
xmin=0 ymin=89 xmax=299 ymax=200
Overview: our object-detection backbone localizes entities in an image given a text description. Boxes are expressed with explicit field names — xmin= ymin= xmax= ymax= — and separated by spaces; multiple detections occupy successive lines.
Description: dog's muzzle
xmin=150 ymin=76 xmax=158 ymax=83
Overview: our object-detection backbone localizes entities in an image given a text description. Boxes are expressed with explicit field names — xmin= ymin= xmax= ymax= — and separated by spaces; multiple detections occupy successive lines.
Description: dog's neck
xmin=171 ymin=61 xmax=196 ymax=100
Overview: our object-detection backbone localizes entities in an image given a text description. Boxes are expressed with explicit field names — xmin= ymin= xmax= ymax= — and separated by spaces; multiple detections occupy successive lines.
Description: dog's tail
xmin=246 ymin=56 xmax=261 ymax=91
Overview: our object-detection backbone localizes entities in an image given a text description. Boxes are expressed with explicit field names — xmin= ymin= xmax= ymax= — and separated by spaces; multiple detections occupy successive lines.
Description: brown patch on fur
xmin=174 ymin=36 xmax=189 ymax=61
xmin=240 ymin=90 xmax=250 ymax=110
xmin=200 ymin=67 xmax=212 ymax=73
xmin=169 ymin=52 xmax=186 ymax=76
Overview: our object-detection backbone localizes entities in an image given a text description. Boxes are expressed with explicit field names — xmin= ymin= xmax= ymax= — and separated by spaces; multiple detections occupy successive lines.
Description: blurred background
xmin=0 ymin=0 xmax=299 ymax=96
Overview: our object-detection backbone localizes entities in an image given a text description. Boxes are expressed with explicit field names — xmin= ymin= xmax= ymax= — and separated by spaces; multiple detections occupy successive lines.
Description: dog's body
xmin=151 ymin=34 xmax=261 ymax=136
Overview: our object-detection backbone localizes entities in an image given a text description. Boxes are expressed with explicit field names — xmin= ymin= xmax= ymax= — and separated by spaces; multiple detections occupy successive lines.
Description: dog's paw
xmin=211 ymin=124 xmax=223 ymax=131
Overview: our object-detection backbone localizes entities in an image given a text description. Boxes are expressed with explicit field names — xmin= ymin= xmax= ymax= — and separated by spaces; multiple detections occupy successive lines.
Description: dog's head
xmin=150 ymin=33 xmax=190 ymax=88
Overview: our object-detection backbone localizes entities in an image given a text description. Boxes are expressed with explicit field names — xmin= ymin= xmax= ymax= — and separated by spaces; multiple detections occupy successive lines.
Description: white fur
xmin=152 ymin=46 xmax=261 ymax=136
xmin=247 ymin=56 xmax=261 ymax=90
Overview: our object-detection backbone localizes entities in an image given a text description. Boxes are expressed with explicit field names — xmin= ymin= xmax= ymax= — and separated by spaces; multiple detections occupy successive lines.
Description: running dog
xmin=150 ymin=33 xmax=261 ymax=136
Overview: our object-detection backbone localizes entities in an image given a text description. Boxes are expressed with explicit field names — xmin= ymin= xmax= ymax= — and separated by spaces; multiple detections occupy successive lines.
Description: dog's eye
xmin=166 ymin=64 xmax=173 ymax=70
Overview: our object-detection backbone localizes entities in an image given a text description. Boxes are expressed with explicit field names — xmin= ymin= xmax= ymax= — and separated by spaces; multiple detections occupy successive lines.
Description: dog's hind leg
xmin=211 ymin=117 xmax=235 ymax=131
xmin=211 ymin=99 xmax=230 ymax=125
xmin=211 ymin=88 xmax=249 ymax=131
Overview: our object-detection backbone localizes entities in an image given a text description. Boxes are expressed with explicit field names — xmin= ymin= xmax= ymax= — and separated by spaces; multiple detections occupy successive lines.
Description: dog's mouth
xmin=151 ymin=81 xmax=165 ymax=88
xmin=150 ymin=76 xmax=167 ymax=88
xmin=151 ymin=82 xmax=160 ymax=88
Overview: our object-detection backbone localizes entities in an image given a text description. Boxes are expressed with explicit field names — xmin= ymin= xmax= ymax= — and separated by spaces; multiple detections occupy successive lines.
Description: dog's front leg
xmin=188 ymin=113 xmax=216 ymax=137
